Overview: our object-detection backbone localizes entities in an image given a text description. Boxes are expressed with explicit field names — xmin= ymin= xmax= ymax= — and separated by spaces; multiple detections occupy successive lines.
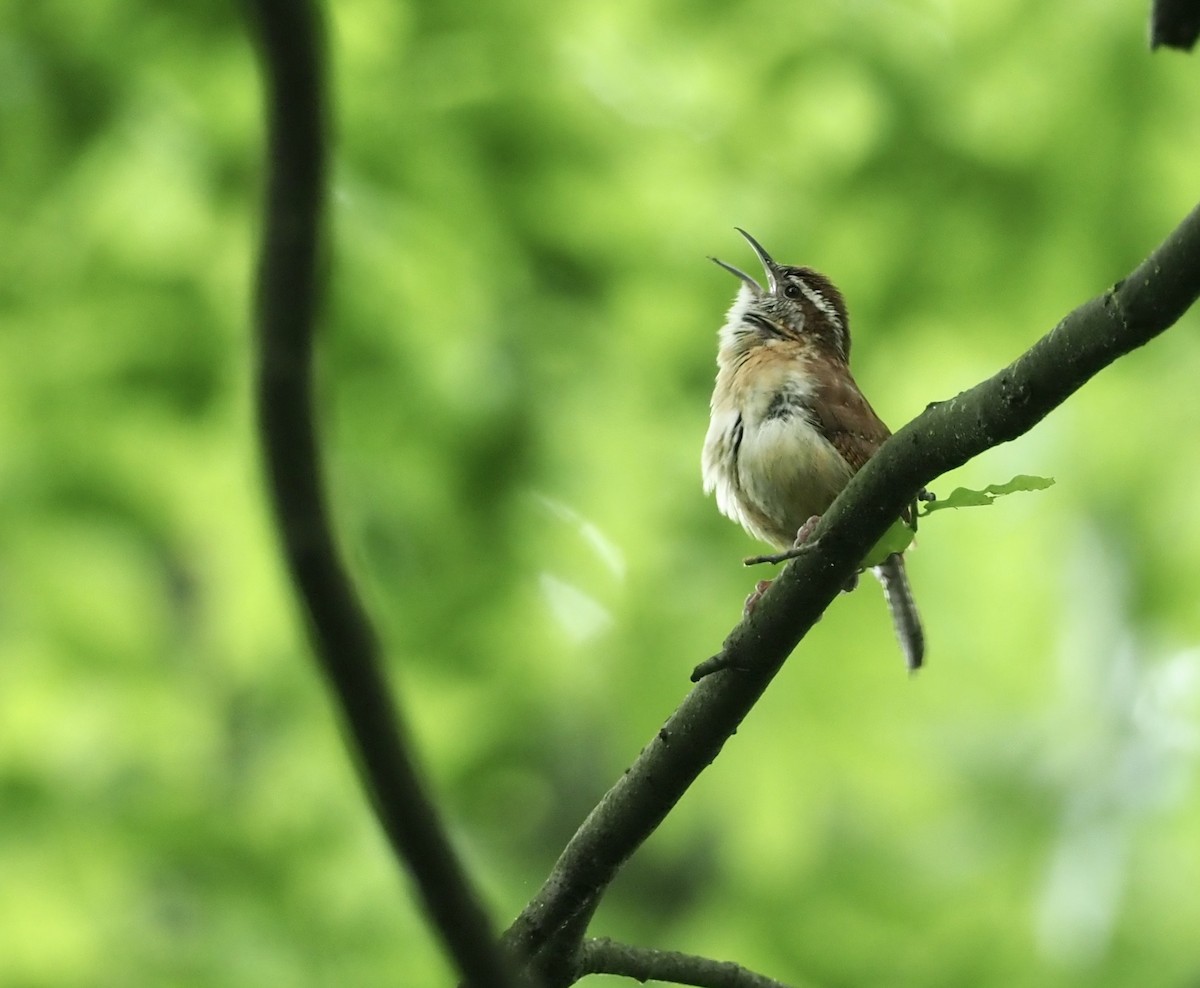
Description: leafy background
xmin=4 ymin=0 xmax=1200 ymax=985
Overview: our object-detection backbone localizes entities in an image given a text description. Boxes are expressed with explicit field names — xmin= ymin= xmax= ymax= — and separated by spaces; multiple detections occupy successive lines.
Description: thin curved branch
xmin=503 ymin=200 xmax=1200 ymax=967
xmin=578 ymin=938 xmax=796 ymax=988
xmin=242 ymin=2 xmax=521 ymax=986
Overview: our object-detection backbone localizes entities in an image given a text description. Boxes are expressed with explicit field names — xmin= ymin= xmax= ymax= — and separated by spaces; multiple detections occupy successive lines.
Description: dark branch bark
xmin=1150 ymin=0 xmax=1200 ymax=50
xmin=503 ymin=200 xmax=1200 ymax=968
xmin=242 ymin=2 xmax=521 ymax=985
xmin=578 ymin=938 xmax=796 ymax=988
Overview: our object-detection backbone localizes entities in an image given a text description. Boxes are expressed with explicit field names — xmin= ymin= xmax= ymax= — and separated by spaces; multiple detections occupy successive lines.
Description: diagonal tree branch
xmin=577 ymin=938 xmax=796 ymax=988
xmin=242 ymin=2 xmax=522 ymax=985
xmin=503 ymin=200 xmax=1200 ymax=970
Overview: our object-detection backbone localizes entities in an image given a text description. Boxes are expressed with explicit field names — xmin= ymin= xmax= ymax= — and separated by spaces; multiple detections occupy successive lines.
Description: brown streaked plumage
xmin=702 ymin=229 xmax=924 ymax=671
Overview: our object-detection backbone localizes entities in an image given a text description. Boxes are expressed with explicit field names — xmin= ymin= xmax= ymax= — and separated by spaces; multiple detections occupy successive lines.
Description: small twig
xmin=690 ymin=650 xmax=743 ymax=682
xmin=578 ymin=937 xmax=796 ymax=988
xmin=743 ymin=545 xmax=813 ymax=567
xmin=744 ymin=515 xmax=825 ymax=566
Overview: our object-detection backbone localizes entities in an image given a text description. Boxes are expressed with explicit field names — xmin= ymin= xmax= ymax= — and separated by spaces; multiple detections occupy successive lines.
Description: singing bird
xmin=701 ymin=229 xmax=924 ymax=670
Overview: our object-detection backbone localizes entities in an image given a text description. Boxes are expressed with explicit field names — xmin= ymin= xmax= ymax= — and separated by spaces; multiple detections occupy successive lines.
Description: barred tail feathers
xmin=873 ymin=554 xmax=924 ymax=672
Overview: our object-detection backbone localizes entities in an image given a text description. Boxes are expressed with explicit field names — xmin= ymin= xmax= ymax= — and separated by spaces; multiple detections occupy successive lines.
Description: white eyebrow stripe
xmin=796 ymin=280 xmax=842 ymax=330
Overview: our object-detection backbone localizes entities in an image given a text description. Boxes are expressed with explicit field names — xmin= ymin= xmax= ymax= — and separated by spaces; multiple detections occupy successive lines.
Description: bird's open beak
xmin=709 ymin=228 xmax=780 ymax=296
xmin=709 ymin=255 xmax=763 ymax=295
xmin=734 ymin=228 xmax=780 ymax=294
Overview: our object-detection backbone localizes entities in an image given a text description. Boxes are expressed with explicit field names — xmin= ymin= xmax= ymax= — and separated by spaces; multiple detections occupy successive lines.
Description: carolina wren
xmin=701 ymin=229 xmax=924 ymax=670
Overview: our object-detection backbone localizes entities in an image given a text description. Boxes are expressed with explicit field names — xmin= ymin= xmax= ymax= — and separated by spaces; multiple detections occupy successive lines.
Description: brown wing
xmin=808 ymin=365 xmax=892 ymax=474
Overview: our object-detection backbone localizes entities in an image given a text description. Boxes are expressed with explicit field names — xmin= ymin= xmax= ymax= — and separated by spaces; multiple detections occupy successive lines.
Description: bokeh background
xmin=5 ymin=0 xmax=1200 ymax=985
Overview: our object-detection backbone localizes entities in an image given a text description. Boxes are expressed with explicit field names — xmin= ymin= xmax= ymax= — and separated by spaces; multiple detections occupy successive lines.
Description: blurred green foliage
xmin=4 ymin=0 xmax=1200 ymax=985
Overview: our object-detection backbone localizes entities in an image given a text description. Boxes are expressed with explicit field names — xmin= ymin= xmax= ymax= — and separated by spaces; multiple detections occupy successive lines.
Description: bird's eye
xmin=783 ymin=283 xmax=802 ymax=300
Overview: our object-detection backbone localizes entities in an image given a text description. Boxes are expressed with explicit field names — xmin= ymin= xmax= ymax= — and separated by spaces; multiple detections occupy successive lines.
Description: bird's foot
xmin=742 ymin=579 xmax=774 ymax=618
xmin=793 ymin=515 xmax=821 ymax=545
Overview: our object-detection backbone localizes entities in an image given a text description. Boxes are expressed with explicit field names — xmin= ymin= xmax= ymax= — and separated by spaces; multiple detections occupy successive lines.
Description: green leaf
xmin=862 ymin=517 xmax=916 ymax=568
xmin=860 ymin=475 xmax=1052 ymax=567
xmin=921 ymin=475 xmax=1055 ymax=515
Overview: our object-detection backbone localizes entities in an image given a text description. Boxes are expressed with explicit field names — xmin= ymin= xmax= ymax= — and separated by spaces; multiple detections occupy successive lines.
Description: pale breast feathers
xmin=704 ymin=356 xmax=859 ymax=548
xmin=735 ymin=382 xmax=854 ymax=544
xmin=701 ymin=404 xmax=746 ymax=526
